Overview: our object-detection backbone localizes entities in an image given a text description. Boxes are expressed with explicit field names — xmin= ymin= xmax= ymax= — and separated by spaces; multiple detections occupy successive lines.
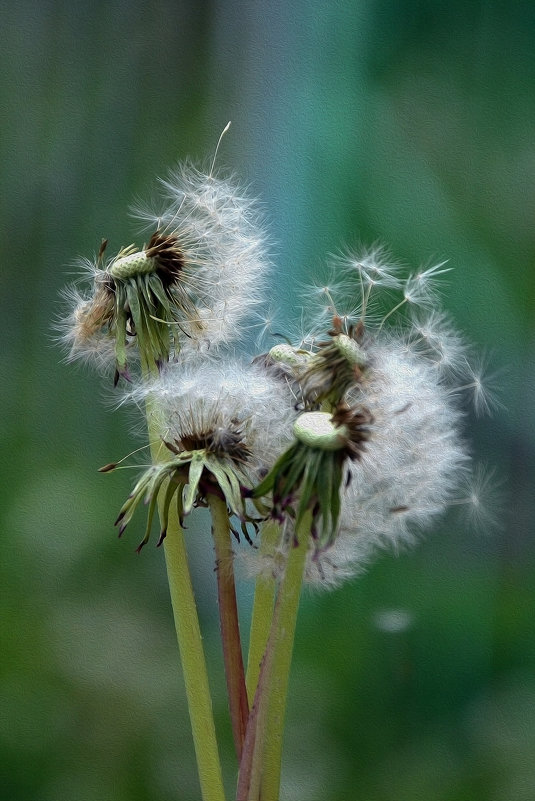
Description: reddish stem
xmin=209 ymin=494 xmax=249 ymax=762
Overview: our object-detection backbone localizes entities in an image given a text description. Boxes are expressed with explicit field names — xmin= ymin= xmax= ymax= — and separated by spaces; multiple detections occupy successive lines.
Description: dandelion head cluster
xmin=59 ymin=153 xmax=496 ymax=588
xmin=109 ymin=358 xmax=296 ymax=551
xmin=60 ymin=163 xmax=271 ymax=382
xmin=137 ymin=358 xmax=296 ymax=476
xmin=249 ymin=247 xmax=497 ymax=587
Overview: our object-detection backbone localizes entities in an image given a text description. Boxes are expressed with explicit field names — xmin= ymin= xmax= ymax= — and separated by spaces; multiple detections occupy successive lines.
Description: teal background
xmin=1 ymin=2 xmax=534 ymax=799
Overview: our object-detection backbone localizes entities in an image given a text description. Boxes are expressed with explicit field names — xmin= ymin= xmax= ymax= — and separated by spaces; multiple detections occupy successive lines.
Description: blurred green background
xmin=2 ymin=1 xmax=534 ymax=799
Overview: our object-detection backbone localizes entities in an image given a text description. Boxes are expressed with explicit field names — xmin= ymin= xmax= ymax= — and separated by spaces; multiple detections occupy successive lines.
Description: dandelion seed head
xmin=60 ymin=162 xmax=271 ymax=377
xmin=339 ymin=334 xmax=470 ymax=554
xmin=131 ymin=359 xmax=296 ymax=477
xmin=246 ymin=242 xmax=498 ymax=589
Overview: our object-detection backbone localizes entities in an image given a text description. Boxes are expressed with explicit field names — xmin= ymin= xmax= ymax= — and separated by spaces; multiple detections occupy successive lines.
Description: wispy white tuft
xmin=402 ymin=261 xmax=451 ymax=308
xmin=340 ymin=335 xmax=470 ymax=555
xmin=60 ymin=162 xmax=272 ymax=373
xmin=406 ymin=309 xmax=469 ymax=377
xmin=128 ymin=357 xmax=296 ymax=479
xmin=452 ymin=353 xmax=503 ymax=416
xmin=450 ymin=463 xmax=503 ymax=531
xmin=57 ymin=272 xmax=118 ymax=374
xmin=133 ymin=162 xmax=271 ymax=349
xmin=265 ymin=247 xmax=498 ymax=588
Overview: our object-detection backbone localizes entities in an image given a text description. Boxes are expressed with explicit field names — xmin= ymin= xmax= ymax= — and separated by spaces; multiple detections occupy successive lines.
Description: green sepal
xmin=183 ymin=452 xmax=205 ymax=515
xmin=175 ymin=483 xmax=185 ymax=526
xmin=276 ymin=445 xmax=308 ymax=502
xmin=138 ymin=273 xmax=155 ymax=309
xmin=329 ymin=458 xmax=343 ymax=544
xmin=160 ymin=473 xmax=180 ymax=539
xmin=148 ymin=274 xmax=171 ymax=311
xmin=114 ymin=299 xmax=129 ymax=374
xmin=136 ymin=484 xmax=160 ymax=552
xmin=115 ymin=468 xmax=155 ymax=532
xmin=315 ymin=451 xmax=334 ymax=541
xmin=251 ymin=443 xmax=299 ymax=500
xmin=205 ymin=458 xmax=244 ymax=520
xmin=294 ymin=449 xmax=321 ymax=526
xmin=126 ymin=280 xmax=142 ymax=335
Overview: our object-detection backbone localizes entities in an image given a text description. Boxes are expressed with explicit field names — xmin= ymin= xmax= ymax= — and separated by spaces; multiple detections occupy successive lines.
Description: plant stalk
xmin=162 ymin=509 xmax=227 ymax=801
xmin=245 ymin=519 xmax=280 ymax=705
xmin=208 ymin=492 xmax=249 ymax=762
xmin=237 ymin=510 xmax=311 ymax=801
xmin=143 ymin=359 xmax=225 ymax=801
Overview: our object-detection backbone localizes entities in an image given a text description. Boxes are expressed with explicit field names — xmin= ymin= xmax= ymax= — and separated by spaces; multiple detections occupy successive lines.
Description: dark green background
xmin=2 ymin=2 xmax=534 ymax=799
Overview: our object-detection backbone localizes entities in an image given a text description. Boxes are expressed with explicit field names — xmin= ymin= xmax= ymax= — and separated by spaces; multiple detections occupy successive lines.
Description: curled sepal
xmin=112 ymin=461 xmax=184 ymax=550
xmin=74 ymin=233 xmax=203 ymax=382
xmin=108 ymin=442 xmax=260 ymax=550
xmin=183 ymin=452 xmax=205 ymax=516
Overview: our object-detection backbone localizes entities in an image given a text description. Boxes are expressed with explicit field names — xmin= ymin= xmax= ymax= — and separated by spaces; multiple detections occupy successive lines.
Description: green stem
xmin=142 ymin=360 xmax=225 ymax=801
xmin=237 ymin=510 xmax=311 ymax=801
xmin=208 ymin=493 xmax=249 ymax=762
xmin=245 ymin=519 xmax=280 ymax=705
xmin=259 ymin=511 xmax=310 ymax=801
xmin=236 ymin=628 xmax=274 ymax=801
xmin=162 ymin=510 xmax=226 ymax=801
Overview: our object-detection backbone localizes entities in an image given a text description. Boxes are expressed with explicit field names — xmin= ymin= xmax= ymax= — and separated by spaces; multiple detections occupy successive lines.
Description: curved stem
xmin=259 ymin=510 xmax=310 ymax=801
xmin=208 ymin=493 xmax=249 ymax=762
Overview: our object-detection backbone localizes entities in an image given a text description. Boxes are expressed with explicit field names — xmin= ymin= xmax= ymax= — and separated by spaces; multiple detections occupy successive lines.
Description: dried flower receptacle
xmin=252 ymin=405 xmax=371 ymax=548
xmin=60 ymin=164 xmax=272 ymax=381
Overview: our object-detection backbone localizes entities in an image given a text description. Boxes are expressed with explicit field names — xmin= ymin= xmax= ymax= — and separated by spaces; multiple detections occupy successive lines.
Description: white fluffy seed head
xmin=56 ymin=281 xmax=118 ymax=373
xmin=60 ymin=162 xmax=272 ymax=372
xmin=129 ymin=358 xmax=296 ymax=478
xmin=246 ymin=334 xmax=472 ymax=589
xmin=337 ymin=335 xmax=469 ymax=557
xmin=271 ymin=248 xmax=497 ymax=588
xmin=133 ymin=162 xmax=271 ymax=350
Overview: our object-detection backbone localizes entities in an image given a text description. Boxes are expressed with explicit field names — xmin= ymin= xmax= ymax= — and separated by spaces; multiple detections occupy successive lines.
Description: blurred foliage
xmin=1 ymin=1 xmax=534 ymax=799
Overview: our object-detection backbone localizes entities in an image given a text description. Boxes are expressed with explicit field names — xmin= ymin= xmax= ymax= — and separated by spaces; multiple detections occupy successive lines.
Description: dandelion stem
xmin=245 ymin=519 xmax=280 ymax=705
xmin=143 ymin=358 xmax=225 ymax=801
xmin=237 ymin=510 xmax=311 ymax=801
xmin=162 ymin=509 xmax=227 ymax=801
xmin=259 ymin=510 xmax=310 ymax=801
xmin=208 ymin=493 xmax=249 ymax=762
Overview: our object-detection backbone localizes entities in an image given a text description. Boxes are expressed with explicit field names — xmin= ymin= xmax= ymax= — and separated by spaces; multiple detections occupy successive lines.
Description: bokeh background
xmin=2 ymin=1 xmax=534 ymax=799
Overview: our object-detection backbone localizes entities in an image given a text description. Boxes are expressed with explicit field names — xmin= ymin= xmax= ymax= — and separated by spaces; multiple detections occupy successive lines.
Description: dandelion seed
xmin=407 ymin=309 xmax=468 ymax=376
xmin=403 ymin=261 xmax=451 ymax=306
xmin=453 ymin=355 xmax=503 ymax=416
xmin=449 ymin=463 xmax=502 ymax=531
